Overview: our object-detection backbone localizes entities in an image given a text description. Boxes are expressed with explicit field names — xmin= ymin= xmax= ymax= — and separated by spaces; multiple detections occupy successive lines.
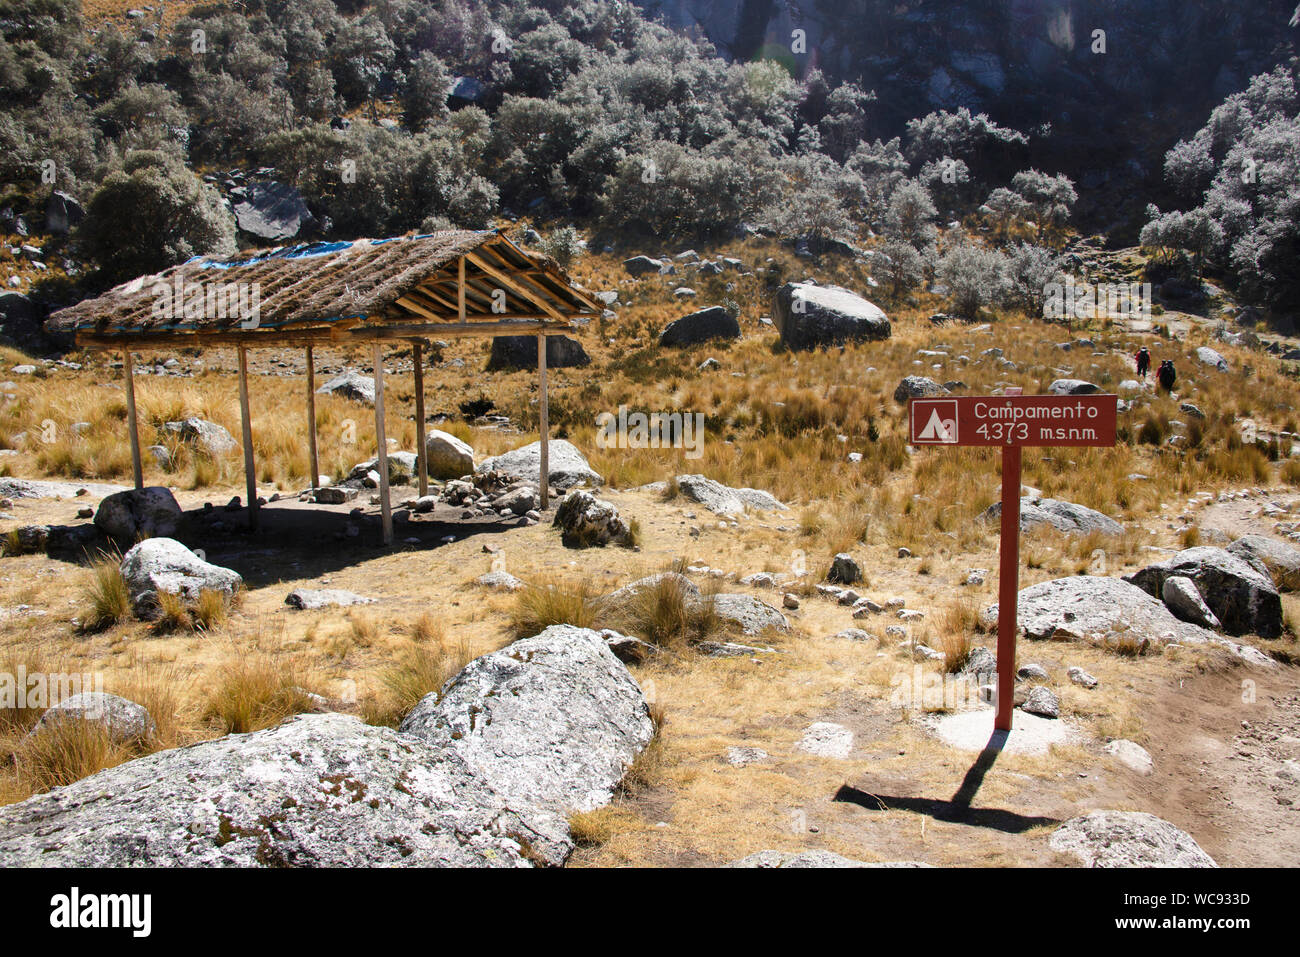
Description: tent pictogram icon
xmin=912 ymin=399 xmax=958 ymax=444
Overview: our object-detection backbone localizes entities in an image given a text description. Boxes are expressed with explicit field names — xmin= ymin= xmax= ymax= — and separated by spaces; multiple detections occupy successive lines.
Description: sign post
xmin=909 ymin=391 xmax=1117 ymax=732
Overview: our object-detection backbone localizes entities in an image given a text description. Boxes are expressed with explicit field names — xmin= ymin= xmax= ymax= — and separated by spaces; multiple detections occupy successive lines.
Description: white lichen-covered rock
xmin=552 ymin=489 xmax=631 ymax=547
xmin=284 ymin=588 xmax=374 ymax=610
xmin=602 ymin=572 xmax=701 ymax=608
xmin=1103 ymin=739 xmax=1154 ymax=775
xmin=1125 ymin=546 xmax=1282 ymax=638
xmin=425 ymin=430 xmax=474 ymax=480
xmin=400 ymin=625 xmax=654 ymax=814
xmin=1019 ymin=685 xmax=1060 ymax=718
xmin=1161 ymin=576 xmax=1221 ymax=630
xmin=674 ymin=474 xmax=786 ymax=514
xmin=474 ymin=570 xmax=525 ymax=592
xmin=31 ymin=692 xmax=155 ymax=743
xmin=893 ymin=376 xmax=949 ymax=403
xmin=773 ymin=282 xmax=891 ymax=351
xmin=711 ymin=593 xmax=791 ymax=635
xmin=316 ymin=370 xmax=375 ymax=403
xmin=0 ymin=713 xmax=569 ymax=867
xmin=1225 ymin=535 xmax=1300 ymax=591
xmin=162 ymin=418 xmax=238 ymax=456
xmin=1195 ymin=346 xmax=1228 ymax=372
xmin=982 ymin=497 xmax=1123 ymax=536
xmin=1049 ymin=811 xmax=1217 ymax=867
xmin=94 ymin=486 xmax=183 ymax=541
xmin=476 ymin=439 xmax=602 ymax=490
xmin=984 ymin=576 xmax=1219 ymax=647
xmin=120 ymin=538 xmax=242 ymax=617
xmin=731 ymin=850 xmax=931 ymax=868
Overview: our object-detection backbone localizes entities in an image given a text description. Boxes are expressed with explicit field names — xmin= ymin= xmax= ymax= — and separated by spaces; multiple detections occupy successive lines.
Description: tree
xmin=76 ymin=151 xmax=236 ymax=286
xmin=1005 ymin=243 xmax=1064 ymax=315
xmin=1148 ymin=63 xmax=1300 ymax=305
xmin=936 ymin=243 xmax=1010 ymax=318
xmin=882 ymin=179 xmax=938 ymax=249
xmin=1008 ymin=169 xmax=1077 ymax=238
xmin=980 ymin=187 xmax=1032 ymax=241
xmin=876 ymin=240 xmax=926 ymax=301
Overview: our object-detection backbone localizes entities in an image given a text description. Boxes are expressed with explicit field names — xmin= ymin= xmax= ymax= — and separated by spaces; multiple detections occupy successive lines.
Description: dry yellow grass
xmin=1 ymin=234 xmax=1298 ymax=866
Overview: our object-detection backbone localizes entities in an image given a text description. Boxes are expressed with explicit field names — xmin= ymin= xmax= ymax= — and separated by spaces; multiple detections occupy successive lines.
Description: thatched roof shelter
xmin=47 ymin=231 xmax=600 ymax=543
xmin=48 ymin=230 xmax=601 ymax=346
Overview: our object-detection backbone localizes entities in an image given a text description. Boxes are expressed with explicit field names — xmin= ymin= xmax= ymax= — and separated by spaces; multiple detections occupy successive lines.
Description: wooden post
xmin=538 ymin=331 xmax=549 ymax=510
xmin=457 ymin=256 xmax=466 ymax=321
xmin=995 ymin=443 xmax=1022 ymax=733
xmin=306 ymin=345 xmax=320 ymax=490
xmin=373 ymin=344 xmax=393 ymax=546
xmin=237 ymin=344 xmax=258 ymax=532
xmin=413 ymin=342 xmax=428 ymax=498
xmin=122 ymin=350 xmax=143 ymax=490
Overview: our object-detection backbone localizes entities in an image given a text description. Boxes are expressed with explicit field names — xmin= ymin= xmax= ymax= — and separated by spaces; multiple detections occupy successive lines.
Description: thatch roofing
xmin=48 ymin=230 xmax=602 ymax=347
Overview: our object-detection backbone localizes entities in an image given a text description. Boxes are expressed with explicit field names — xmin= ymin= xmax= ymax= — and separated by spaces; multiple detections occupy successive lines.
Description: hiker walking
xmin=1135 ymin=346 xmax=1150 ymax=379
xmin=1157 ymin=358 xmax=1176 ymax=393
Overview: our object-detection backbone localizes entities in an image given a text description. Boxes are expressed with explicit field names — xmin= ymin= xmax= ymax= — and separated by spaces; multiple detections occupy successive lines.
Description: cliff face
xmin=637 ymin=0 xmax=1298 ymax=233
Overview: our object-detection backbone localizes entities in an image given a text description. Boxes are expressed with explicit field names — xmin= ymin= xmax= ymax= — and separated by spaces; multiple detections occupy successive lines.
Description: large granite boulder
xmin=0 ymin=713 xmax=569 ymax=867
xmin=488 ymin=335 xmax=590 ymax=370
xmin=674 ymin=474 xmax=786 ymax=514
xmin=230 ymin=181 xmax=316 ymax=242
xmin=552 ymin=490 xmax=631 ymax=547
xmin=1124 ymin=547 xmax=1282 ymax=638
xmin=425 ymin=430 xmax=474 ymax=479
xmin=894 ymin=376 xmax=949 ymax=403
xmin=94 ymin=486 xmax=183 ymax=541
xmin=119 ymin=538 xmax=243 ymax=618
xmin=316 ymin=370 xmax=375 ymax=404
xmin=44 ymin=190 xmax=85 ymax=234
xmin=659 ymin=306 xmax=741 ymax=347
xmin=476 ymin=439 xmax=602 ymax=490
xmin=1225 ymin=535 xmax=1300 ymax=592
xmin=1050 ymin=811 xmax=1217 ymax=868
xmin=400 ymin=625 xmax=655 ymax=815
xmin=1048 ymin=379 xmax=1101 ymax=396
xmin=711 ymin=594 xmax=790 ymax=635
xmin=981 ymin=576 xmax=1270 ymax=664
xmin=773 ymin=282 xmax=890 ymax=351
xmin=982 ymin=497 xmax=1123 ymax=536
xmin=162 ymin=418 xmax=238 ymax=456
xmin=31 ymin=692 xmax=155 ymax=744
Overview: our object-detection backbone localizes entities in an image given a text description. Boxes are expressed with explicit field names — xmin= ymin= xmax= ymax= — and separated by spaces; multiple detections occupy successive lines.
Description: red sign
xmin=909 ymin=394 xmax=1117 ymax=448
xmin=906 ymin=392 xmax=1118 ymax=733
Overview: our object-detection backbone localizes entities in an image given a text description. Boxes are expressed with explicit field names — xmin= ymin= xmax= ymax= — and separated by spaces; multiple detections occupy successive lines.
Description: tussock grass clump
xmin=408 ymin=611 xmax=442 ymax=644
xmin=151 ymin=587 xmax=236 ymax=634
xmin=12 ymin=719 xmax=132 ymax=795
xmin=510 ymin=579 xmax=601 ymax=637
xmin=937 ymin=596 xmax=980 ymax=674
xmin=617 ymin=701 xmax=669 ymax=796
xmin=604 ymin=562 xmax=720 ymax=651
xmin=204 ymin=654 xmax=320 ymax=734
xmin=361 ymin=636 xmax=473 ymax=728
xmin=567 ymin=806 xmax=643 ymax=848
xmin=81 ymin=552 xmax=130 ymax=632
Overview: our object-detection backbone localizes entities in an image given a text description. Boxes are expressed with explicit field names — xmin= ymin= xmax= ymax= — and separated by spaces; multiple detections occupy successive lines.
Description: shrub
xmin=936 ymin=243 xmax=1010 ymax=317
xmin=510 ymin=579 xmax=600 ymax=637
xmin=76 ymin=150 xmax=237 ymax=286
